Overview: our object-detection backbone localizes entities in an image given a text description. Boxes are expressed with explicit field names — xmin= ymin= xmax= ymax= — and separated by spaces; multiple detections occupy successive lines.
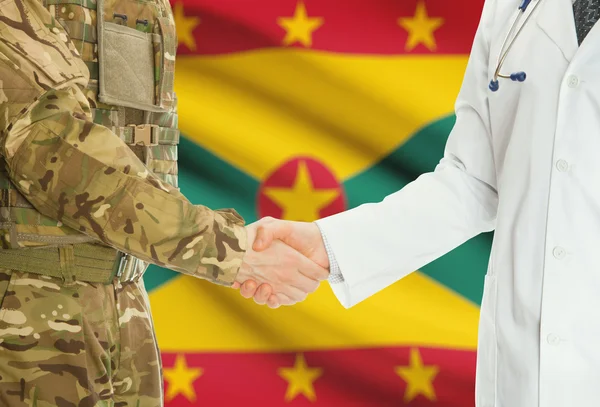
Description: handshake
xmin=232 ymin=217 xmax=330 ymax=309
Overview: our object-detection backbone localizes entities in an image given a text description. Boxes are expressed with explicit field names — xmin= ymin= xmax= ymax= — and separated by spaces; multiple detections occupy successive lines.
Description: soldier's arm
xmin=0 ymin=0 xmax=246 ymax=285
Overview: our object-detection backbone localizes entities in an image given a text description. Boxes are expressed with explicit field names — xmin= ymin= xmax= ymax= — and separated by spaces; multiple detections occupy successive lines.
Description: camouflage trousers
xmin=0 ymin=268 xmax=163 ymax=407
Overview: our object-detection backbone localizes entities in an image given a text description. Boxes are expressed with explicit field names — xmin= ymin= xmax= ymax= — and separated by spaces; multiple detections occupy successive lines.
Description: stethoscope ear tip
xmin=510 ymin=71 xmax=527 ymax=82
xmin=489 ymin=80 xmax=500 ymax=92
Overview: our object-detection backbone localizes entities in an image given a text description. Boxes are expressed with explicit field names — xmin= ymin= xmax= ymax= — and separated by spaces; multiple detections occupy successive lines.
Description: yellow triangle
xmin=149 ymin=271 xmax=479 ymax=352
xmin=174 ymin=52 xmax=468 ymax=182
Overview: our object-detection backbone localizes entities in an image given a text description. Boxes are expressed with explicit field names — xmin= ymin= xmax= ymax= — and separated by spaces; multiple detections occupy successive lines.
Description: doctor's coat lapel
xmin=535 ymin=0 xmax=578 ymax=61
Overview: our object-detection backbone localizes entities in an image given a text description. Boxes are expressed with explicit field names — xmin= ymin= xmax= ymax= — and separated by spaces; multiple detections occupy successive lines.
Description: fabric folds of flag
xmin=143 ymin=0 xmax=492 ymax=405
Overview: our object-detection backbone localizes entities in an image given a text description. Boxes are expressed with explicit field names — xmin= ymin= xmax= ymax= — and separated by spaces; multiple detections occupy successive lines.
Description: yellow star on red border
xmin=395 ymin=348 xmax=439 ymax=403
xmin=278 ymin=353 xmax=324 ymax=402
xmin=172 ymin=2 xmax=201 ymax=51
xmin=277 ymin=1 xmax=324 ymax=47
xmin=398 ymin=1 xmax=444 ymax=52
xmin=163 ymin=354 xmax=203 ymax=402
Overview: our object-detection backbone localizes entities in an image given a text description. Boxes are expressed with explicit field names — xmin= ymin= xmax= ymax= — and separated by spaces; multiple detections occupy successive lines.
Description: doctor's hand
xmin=234 ymin=217 xmax=330 ymax=308
xmin=233 ymin=221 xmax=329 ymax=307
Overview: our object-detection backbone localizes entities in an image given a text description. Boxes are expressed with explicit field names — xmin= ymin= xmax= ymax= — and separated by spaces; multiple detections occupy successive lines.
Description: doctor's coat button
xmin=556 ymin=159 xmax=569 ymax=172
xmin=567 ymin=75 xmax=579 ymax=88
xmin=547 ymin=333 xmax=561 ymax=345
xmin=553 ymin=246 xmax=566 ymax=259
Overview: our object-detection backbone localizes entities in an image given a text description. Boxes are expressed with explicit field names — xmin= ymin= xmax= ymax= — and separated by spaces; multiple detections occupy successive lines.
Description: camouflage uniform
xmin=0 ymin=0 xmax=247 ymax=405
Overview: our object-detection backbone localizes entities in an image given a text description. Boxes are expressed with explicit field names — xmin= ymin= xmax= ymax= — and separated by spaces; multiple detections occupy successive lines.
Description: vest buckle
xmin=128 ymin=124 xmax=158 ymax=146
xmin=113 ymin=251 xmax=141 ymax=283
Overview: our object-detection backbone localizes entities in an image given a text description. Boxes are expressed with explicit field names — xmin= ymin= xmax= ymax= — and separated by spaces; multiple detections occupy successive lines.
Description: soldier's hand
xmin=234 ymin=218 xmax=330 ymax=308
xmin=233 ymin=222 xmax=329 ymax=308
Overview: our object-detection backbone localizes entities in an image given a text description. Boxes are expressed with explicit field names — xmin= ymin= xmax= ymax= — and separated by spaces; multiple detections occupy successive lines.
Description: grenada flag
xmin=143 ymin=0 xmax=492 ymax=405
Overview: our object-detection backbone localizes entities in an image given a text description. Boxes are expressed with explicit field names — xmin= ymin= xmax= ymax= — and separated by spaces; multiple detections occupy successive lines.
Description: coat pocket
xmin=475 ymin=274 xmax=498 ymax=407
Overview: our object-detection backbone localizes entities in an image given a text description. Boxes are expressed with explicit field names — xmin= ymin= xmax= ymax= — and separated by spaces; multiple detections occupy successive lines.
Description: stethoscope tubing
xmin=491 ymin=0 xmax=543 ymax=89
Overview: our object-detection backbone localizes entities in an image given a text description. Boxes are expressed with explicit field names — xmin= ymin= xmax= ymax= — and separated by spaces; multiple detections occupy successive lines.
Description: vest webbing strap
xmin=0 ymin=244 xmax=123 ymax=284
xmin=114 ymin=124 xmax=180 ymax=146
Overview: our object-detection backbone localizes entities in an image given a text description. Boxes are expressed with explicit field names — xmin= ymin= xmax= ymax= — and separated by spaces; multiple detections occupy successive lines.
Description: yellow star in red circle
xmin=263 ymin=160 xmax=339 ymax=221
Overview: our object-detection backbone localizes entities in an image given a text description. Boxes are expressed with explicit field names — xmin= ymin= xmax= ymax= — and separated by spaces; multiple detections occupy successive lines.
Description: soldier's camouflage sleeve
xmin=0 ymin=0 xmax=247 ymax=286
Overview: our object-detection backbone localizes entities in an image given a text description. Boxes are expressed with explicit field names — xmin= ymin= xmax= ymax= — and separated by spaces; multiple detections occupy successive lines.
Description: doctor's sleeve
xmin=315 ymin=0 xmax=499 ymax=308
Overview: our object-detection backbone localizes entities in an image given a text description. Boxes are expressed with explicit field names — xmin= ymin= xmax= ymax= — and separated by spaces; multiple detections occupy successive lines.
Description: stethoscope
xmin=489 ymin=0 xmax=543 ymax=91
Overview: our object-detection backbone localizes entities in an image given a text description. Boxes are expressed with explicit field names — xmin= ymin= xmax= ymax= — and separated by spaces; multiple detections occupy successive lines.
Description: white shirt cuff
xmin=315 ymin=222 xmax=345 ymax=283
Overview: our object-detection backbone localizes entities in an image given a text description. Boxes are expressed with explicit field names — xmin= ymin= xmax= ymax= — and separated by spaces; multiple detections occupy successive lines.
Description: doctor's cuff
xmin=315 ymin=222 xmax=345 ymax=284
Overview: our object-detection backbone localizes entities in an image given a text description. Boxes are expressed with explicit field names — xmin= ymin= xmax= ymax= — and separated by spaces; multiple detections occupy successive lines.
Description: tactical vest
xmin=0 ymin=0 xmax=180 ymax=252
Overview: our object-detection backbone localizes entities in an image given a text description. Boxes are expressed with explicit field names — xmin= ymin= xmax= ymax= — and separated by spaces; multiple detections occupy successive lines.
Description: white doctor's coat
xmin=316 ymin=0 xmax=600 ymax=405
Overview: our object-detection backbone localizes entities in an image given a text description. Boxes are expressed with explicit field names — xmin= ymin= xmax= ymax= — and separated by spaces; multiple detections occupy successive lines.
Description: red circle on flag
xmin=257 ymin=157 xmax=347 ymax=222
